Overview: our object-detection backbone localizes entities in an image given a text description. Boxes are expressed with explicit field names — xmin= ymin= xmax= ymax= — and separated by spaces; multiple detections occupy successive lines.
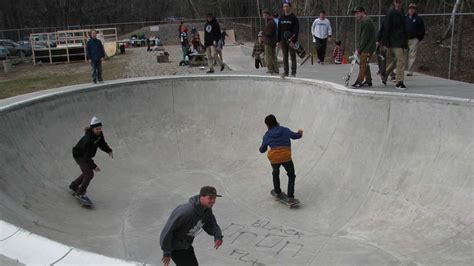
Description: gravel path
xmin=122 ymin=45 xmax=209 ymax=78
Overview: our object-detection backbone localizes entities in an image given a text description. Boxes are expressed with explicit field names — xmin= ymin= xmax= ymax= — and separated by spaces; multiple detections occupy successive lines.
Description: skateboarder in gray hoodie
xmin=160 ymin=186 xmax=223 ymax=266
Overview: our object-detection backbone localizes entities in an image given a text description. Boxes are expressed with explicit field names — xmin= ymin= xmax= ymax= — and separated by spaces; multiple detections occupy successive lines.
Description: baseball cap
xmin=351 ymin=5 xmax=366 ymax=13
xmin=408 ymin=3 xmax=417 ymax=9
xmin=200 ymin=186 xmax=222 ymax=197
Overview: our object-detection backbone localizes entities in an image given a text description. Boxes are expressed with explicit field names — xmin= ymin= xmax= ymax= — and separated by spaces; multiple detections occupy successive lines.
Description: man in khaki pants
xmin=405 ymin=3 xmax=426 ymax=76
xmin=351 ymin=5 xmax=376 ymax=88
xmin=204 ymin=13 xmax=225 ymax=73
xmin=382 ymin=0 xmax=408 ymax=90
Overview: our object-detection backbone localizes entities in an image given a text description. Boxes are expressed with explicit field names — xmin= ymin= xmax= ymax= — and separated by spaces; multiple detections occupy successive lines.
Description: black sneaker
xmin=220 ymin=64 xmax=225 ymax=71
xmin=351 ymin=82 xmax=363 ymax=88
xmin=395 ymin=81 xmax=407 ymax=90
xmin=287 ymin=197 xmax=298 ymax=204
xmin=206 ymin=70 xmax=214 ymax=74
xmin=362 ymin=81 xmax=373 ymax=87
xmin=291 ymin=73 xmax=296 ymax=77
xmin=382 ymin=75 xmax=388 ymax=85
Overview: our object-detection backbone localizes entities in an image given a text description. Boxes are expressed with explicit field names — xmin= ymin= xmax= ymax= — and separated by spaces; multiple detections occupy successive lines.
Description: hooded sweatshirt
xmin=72 ymin=128 xmax=112 ymax=169
xmin=160 ymin=195 xmax=223 ymax=256
xmin=278 ymin=13 xmax=299 ymax=42
xmin=259 ymin=126 xmax=302 ymax=164
xmin=204 ymin=17 xmax=221 ymax=47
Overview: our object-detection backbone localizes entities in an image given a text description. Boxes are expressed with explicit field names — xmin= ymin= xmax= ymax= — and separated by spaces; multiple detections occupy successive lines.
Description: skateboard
xmin=291 ymin=41 xmax=306 ymax=59
xmin=72 ymin=192 xmax=93 ymax=207
xmin=343 ymin=53 xmax=359 ymax=87
xmin=271 ymin=190 xmax=300 ymax=208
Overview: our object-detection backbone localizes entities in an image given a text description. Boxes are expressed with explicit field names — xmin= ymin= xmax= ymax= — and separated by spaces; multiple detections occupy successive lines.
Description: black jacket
xmin=204 ymin=18 xmax=221 ymax=47
xmin=278 ymin=13 xmax=299 ymax=42
xmin=160 ymin=195 xmax=223 ymax=256
xmin=383 ymin=9 xmax=408 ymax=48
xmin=86 ymin=38 xmax=105 ymax=61
xmin=405 ymin=13 xmax=426 ymax=41
xmin=72 ymin=129 xmax=112 ymax=169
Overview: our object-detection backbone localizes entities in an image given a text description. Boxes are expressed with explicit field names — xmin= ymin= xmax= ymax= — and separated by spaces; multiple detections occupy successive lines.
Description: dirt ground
xmin=0 ymin=45 xmax=208 ymax=99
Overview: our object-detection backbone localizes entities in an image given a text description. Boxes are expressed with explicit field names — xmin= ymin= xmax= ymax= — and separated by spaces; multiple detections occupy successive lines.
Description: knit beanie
xmin=90 ymin=116 xmax=102 ymax=128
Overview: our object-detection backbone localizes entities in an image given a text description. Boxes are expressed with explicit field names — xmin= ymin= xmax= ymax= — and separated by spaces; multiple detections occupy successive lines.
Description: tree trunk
xmin=440 ymin=0 xmax=461 ymax=42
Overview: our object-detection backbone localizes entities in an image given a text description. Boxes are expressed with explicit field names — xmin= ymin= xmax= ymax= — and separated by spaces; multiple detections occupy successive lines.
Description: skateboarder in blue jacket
xmin=259 ymin=114 xmax=303 ymax=203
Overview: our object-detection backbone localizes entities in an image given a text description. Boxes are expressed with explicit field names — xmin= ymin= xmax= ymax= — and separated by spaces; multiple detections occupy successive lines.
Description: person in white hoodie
xmin=311 ymin=10 xmax=332 ymax=64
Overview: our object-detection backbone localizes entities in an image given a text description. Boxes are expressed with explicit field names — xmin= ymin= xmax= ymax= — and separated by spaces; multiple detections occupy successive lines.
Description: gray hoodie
xmin=160 ymin=195 xmax=223 ymax=256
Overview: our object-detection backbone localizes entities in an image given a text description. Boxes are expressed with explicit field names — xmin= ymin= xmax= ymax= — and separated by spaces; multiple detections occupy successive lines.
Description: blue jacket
xmin=86 ymin=38 xmax=105 ymax=61
xmin=259 ymin=126 xmax=302 ymax=153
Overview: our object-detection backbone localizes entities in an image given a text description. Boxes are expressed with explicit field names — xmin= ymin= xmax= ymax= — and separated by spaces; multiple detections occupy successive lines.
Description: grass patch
xmin=0 ymin=74 xmax=90 ymax=99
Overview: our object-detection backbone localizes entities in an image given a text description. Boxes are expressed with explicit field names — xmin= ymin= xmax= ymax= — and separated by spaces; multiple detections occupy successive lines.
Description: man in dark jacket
xmin=259 ymin=114 xmax=303 ymax=203
xmin=86 ymin=30 xmax=106 ymax=84
xmin=262 ymin=9 xmax=279 ymax=74
xmin=70 ymin=116 xmax=113 ymax=201
xmin=405 ymin=3 xmax=426 ymax=76
xmin=160 ymin=186 xmax=223 ymax=266
xmin=204 ymin=13 xmax=224 ymax=73
xmin=278 ymin=2 xmax=299 ymax=77
xmin=351 ymin=5 xmax=376 ymax=88
xmin=382 ymin=0 xmax=409 ymax=90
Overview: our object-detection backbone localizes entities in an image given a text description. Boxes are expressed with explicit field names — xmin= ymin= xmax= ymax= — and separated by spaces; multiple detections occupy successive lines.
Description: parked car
xmin=19 ymin=40 xmax=46 ymax=49
xmin=0 ymin=46 xmax=10 ymax=60
xmin=0 ymin=39 xmax=32 ymax=57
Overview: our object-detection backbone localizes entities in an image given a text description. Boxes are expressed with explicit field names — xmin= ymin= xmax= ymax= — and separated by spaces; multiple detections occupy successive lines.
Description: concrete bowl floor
xmin=0 ymin=76 xmax=472 ymax=265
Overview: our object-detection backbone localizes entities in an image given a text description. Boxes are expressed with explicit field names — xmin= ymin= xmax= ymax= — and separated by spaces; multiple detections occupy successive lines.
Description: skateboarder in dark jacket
xmin=70 ymin=116 xmax=113 ymax=201
xmin=259 ymin=115 xmax=303 ymax=203
xmin=160 ymin=186 xmax=223 ymax=266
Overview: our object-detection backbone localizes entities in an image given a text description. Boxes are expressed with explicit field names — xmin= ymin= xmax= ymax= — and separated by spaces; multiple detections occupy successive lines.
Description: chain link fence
xmin=1 ymin=13 xmax=473 ymax=82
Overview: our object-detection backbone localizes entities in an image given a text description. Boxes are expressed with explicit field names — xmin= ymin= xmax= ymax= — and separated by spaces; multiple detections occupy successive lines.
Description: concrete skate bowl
xmin=0 ymin=76 xmax=472 ymax=265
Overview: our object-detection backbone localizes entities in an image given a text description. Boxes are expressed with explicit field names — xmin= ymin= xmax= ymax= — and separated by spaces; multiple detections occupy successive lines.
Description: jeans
xmin=281 ymin=42 xmax=296 ymax=76
xmin=90 ymin=60 xmax=102 ymax=82
xmin=71 ymin=158 xmax=94 ymax=195
xmin=271 ymin=160 xmax=296 ymax=198
xmin=315 ymin=37 xmax=328 ymax=62
xmin=172 ymin=246 xmax=199 ymax=266
xmin=376 ymin=45 xmax=387 ymax=76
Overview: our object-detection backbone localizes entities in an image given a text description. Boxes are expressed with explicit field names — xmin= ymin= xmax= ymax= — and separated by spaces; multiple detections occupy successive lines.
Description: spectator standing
xmin=278 ymin=1 xmax=299 ymax=77
xmin=86 ymin=30 xmax=106 ymax=84
xmin=204 ymin=13 xmax=225 ymax=73
xmin=405 ymin=3 xmax=426 ymax=76
xmin=351 ymin=5 xmax=376 ymax=88
xmin=382 ymin=0 xmax=409 ymax=90
xmin=311 ymin=10 xmax=332 ymax=64
xmin=262 ymin=9 xmax=279 ymax=74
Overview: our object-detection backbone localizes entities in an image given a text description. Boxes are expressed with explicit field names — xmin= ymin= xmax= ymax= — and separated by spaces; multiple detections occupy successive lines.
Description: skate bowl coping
xmin=0 ymin=75 xmax=472 ymax=265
